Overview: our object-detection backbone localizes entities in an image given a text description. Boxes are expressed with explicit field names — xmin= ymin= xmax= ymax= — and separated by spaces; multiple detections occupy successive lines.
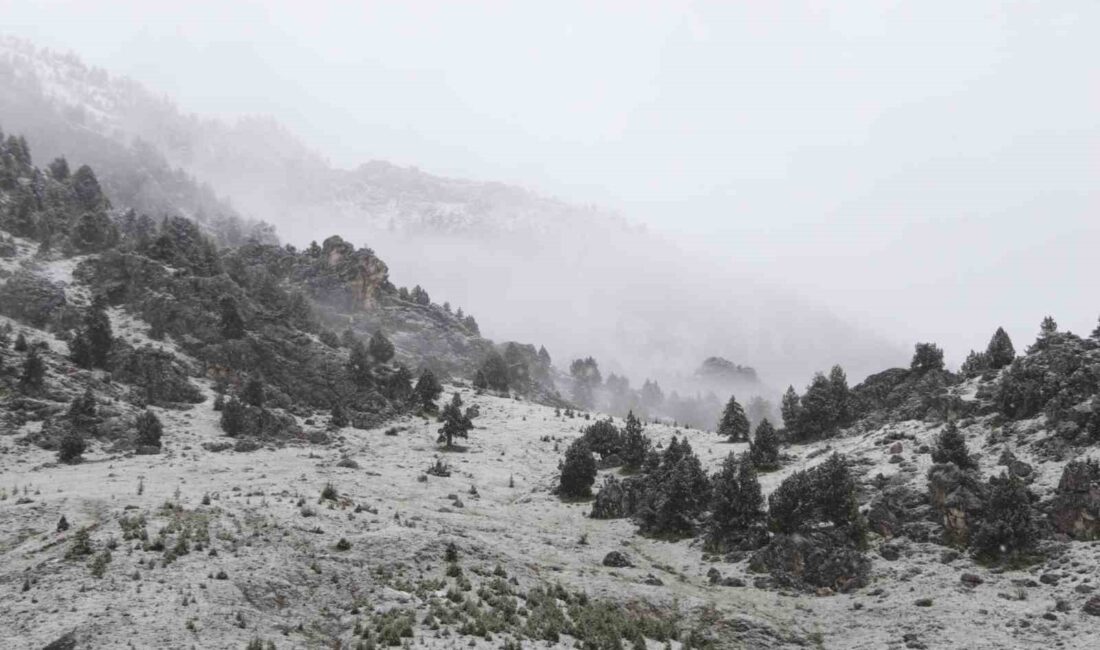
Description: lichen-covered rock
xmin=748 ymin=530 xmax=870 ymax=592
xmin=602 ymin=550 xmax=632 ymax=568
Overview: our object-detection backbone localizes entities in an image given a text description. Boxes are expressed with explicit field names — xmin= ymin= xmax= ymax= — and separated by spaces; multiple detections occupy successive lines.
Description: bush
xmin=134 ymin=410 xmax=163 ymax=448
xmin=558 ymin=438 xmax=597 ymax=499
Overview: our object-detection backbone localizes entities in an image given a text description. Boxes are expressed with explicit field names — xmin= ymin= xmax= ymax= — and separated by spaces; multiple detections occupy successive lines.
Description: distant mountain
xmin=0 ymin=35 xmax=907 ymax=392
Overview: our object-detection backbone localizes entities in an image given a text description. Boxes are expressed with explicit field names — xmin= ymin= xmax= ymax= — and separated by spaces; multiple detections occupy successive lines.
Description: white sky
xmin=2 ymin=0 xmax=1098 ymax=359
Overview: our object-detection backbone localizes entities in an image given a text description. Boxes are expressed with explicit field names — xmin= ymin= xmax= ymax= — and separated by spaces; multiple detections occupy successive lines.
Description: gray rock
xmin=602 ymin=551 xmax=632 ymax=568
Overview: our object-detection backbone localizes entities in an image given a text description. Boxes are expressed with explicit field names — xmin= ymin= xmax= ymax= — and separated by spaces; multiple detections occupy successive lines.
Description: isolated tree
xmin=971 ymin=473 xmax=1038 ymax=562
xmin=242 ymin=377 xmax=265 ymax=408
xmin=717 ymin=395 xmax=750 ymax=442
xmin=931 ymin=420 xmax=975 ymax=470
xmin=619 ymin=411 xmax=650 ymax=472
xmin=1040 ymin=316 xmax=1058 ymax=337
xmin=749 ymin=418 xmax=780 ymax=470
xmin=368 ymin=330 xmax=395 ymax=363
xmin=134 ymin=410 xmax=163 ymax=448
xmin=479 ymin=351 xmax=510 ymax=392
xmin=985 ymin=327 xmax=1016 ymax=369
xmin=413 ymin=369 xmax=443 ymax=411
xmin=910 ymin=342 xmax=945 ymax=373
xmin=14 ymin=332 xmax=28 ymax=352
xmin=437 ymin=393 xmax=475 ymax=448
xmin=706 ymin=453 xmax=766 ymax=551
xmin=19 ymin=347 xmax=45 ymax=392
xmin=558 ymin=438 xmax=597 ymax=499
xmin=329 ymin=403 xmax=349 ymax=428
xmin=219 ymin=296 xmax=245 ymax=339
xmin=58 ymin=430 xmax=86 ymax=464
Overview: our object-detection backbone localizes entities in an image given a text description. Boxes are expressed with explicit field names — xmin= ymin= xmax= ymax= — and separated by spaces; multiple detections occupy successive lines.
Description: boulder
xmin=602 ymin=551 xmax=632 ymax=568
xmin=748 ymin=530 xmax=870 ymax=592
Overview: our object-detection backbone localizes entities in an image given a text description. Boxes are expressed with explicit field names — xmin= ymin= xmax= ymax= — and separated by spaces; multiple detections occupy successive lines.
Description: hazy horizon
xmin=2 ymin=0 xmax=1097 ymax=368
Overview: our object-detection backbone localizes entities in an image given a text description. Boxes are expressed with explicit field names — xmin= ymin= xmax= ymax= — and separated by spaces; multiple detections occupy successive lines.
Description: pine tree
xmin=437 ymin=393 xmax=475 ymax=448
xmin=14 ymin=332 xmax=28 ymax=352
xmin=472 ymin=369 xmax=488 ymax=390
xmin=717 ymin=395 xmax=750 ymax=442
xmin=330 ymin=403 xmax=349 ymax=428
xmin=931 ymin=420 xmax=975 ymax=470
xmin=620 ymin=411 xmax=650 ymax=472
xmin=558 ymin=438 xmax=597 ymax=499
xmin=19 ymin=347 xmax=45 ymax=393
xmin=960 ymin=349 xmax=990 ymax=376
xmin=368 ymin=330 xmax=395 ymax=363
xmin=582 ymin=419 xmax=621 ymax=459
xmin=780 ymin=385 xmax=801 ymax=433
xmin=985 ymin=327 xmax=1016 ymax=369
xmin=749 ymin=418 xmax=780 ymax=470
xmin=413 ymin=369 xmax=443 ymax=411
xmin=242 ymin=378 xmax=264 ymax=408
xmin=134 ymin=410 xmax=163 ymax=448
xmin=479 ymin=351 xmax=510 ymax=392
xmin=646 ymin=450 xmax=711 ymax=537
xmin=67 ymin=388 xmax=98 ymax=433
xmin=347 ymin=340 xmax=373 ymax=386
xmin=971 ymin=473 xmax=1037 ymax=562
xmin=705 ymin=453 xmax=766 ymax=551
xmin=385 ymin=364 xmax=414 ymax=401
xmin=58 ymin=430 xmax=86 ymax=464
xmin=827 ymin=365 xmax=851 ymax=428
xmin=220 ymin=397 xmax=246 ymax=437
xmin=1040 ymin=316 xmax=1058 ymax=336
xmin=910 ymin=342 xmax=945 ymax=373
xmin=219 ymin=296 xmax=245 ymax=339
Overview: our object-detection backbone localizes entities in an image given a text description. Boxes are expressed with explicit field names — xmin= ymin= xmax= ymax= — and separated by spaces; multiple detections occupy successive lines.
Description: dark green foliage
xmin=67 ymin=388 xmax=98 ymax=433
xmin=410 ymin=285 xmax=430 ymax=306
xmin=636 ymin=437 xmax=711 ymax=538
xmin=242 ymin=378 xmax=265 ymax=408
xmin=462 ymin=314 xmax=479 ymax=335
xmin=960 ymin=349 xmax=990 ymax=376
xmin=19 ymin=346 xmax=45 ymax=392
xmin=931 ymin=421 xmax=975 ymax=469
xmin=413 ymin=369 xmax=443 ymax=411
xmin=219 ymin=296 xmax=246 ymax=339
xmin=58 ymin=430 xmax=86 ymax=464
xmin=437 ymin=393 xmax=475 ymax=447
xmin=71 ymin=165 xmax=109 ymax=212
xmin=769 ymin=454 xmax=862 ymax=543
xmin=997 ymin=328 xmax=1096 ymax=422
xmin=785 ymin=367 xmax=851 ymax=442
xmin=134 ymin=410 xmax=163 ymax=448
xmin=502 ymin=342 xmax=532 ymax=391
xmin=330 ymin=403 xmax=349 ymax=428
xmin=780 ymin=385 xmax=800 ymax=430
xmin=706 ymin=453 xmax=766 ymax=552
xmin=220 ymin=397 xmax=246 ymax=437
xmin=368 ymin=330 xmax=395 ymax=363
xmin=48 ymin=156 xmax=70 ymax=180
xmin=619 ymin=411 xmax=650 ymax=472
xmin=558 ymin=438 xmax=597 ymax=499
xmin=749 ymin=419 xmax=780 ymax=470
xmin=717 ymin=395 xmax=750 ymax=441
xmin=384 ymin=364 xmax=414 ymax=402
xmin=971 ymin=473 xmax=1038 ymax=563
xmin=581 ymin=419 xmax=621 ymax=460
xmin=472 ymin=369 xmax=488 ymax=390
xmin=14 ymin=332 xmax=28 ymax=352
xmin=347 ymin=340 xmax=373 ymax=386
xmin=80 ymin=298 xmax=113 ymax=369
xmin=986 ymin=327 xmax=1015 ymax=369
xmin=478 ymin=351 xmax=510 ymax=392
xmin=910 ymin=342 xmax=945 ymax=373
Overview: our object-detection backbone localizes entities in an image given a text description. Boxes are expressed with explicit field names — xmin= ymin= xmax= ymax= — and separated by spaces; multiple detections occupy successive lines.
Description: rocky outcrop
xmin=927 ymin=463 xmax=987 ymax=546
xmin=590 ymin=475 xmax=646 ymax=520
xmin=0 ymin=270 xmax=69 ymax=328
xmin=309 ymin=235 xmax=390 ymax=311
xmin=748 ymin=530 xmax=870 ymax=592
xmin=866 ymin=485 xmax=929 ymax=539
xmin=1047 ymin=459 xmax=1100 ymax=540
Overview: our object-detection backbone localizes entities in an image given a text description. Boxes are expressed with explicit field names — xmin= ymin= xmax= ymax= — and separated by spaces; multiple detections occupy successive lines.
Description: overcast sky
xmin=3 ymin=0 xmax=1097 ymax=359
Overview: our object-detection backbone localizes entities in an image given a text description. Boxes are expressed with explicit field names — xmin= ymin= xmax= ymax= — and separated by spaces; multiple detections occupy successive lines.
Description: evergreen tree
xmin=620 ymin=411 xmax=650 ymax=472
xmin=827 ymin=365 xmax=851 ymax=427
xmin=1092 ymin=315 xmax=1100 ymax=341
xmin=48 ymin=156 xmax=70 ymax=180
xmin=569 ymin=357 xmax=602 ymax=409
xmin=347 ymin=340 xmax=373 ymax=385
xmin=220 ymin=397 xmax=246 ymax=437
xmin=58 ymin=430 xmax=86 ymax=464
xmin=413 ymin=369 xmax=443 ymax=411
xmin=437 ymin=393 xmax=475 ymax=448
xmin=479 ymin=351 xmax=510 ymax=392
xmin=780 ymin=385 xmax=801 ymax=432
xmin=910 ymin=342 xmax=945 ymax=373
xmin=769 ymin=453 xmax=862 ymax=541
xmin=960 ymin=349 xmax=990 ymax=376
xmin=717 ymin=395 xmax=750 ymax=442
xmin=971 ymin=473 xmax=1037 ymax=562
xmin=462 ymin=314 xmax=479 ymax=335
xmin=134 ymin=410 xmax=163 ymax=448
xmin=644 ymin=448 xmax=711 ymax=538
xmin=558 ymin=438 xmax=598 ymax=499
xmin=931 ymin=420 xmax=975 ymax=470
xmin=472 ymin=369 xmax=488 ymax=390
xmin=368 ymin=330 xmax=395 ymax=363
xmin=705 ymin=453 xmax=766 ymax=551
xmin=19 ymin=347 xmax=45 ymax=393
xmin=537 ymin=345 xmax=552 ymax=367
xmin=0 ymin=323 xmax=11 ymax=349
xmin=85 ymin=298 xmax=113 ymax=368
xmin=410 ymin=285 xmax=431 ymax=306
xmin=1040 ymin=316 xmax=1058 ymax=336
xmin=385 ymin=364 xmax=414 ymax=401
xmin=219 ymin=296 xmax=245 ymax=339
xmin=749 ymin=418 xmax=780 ymax=470
xmin=985 ymin=327 xmax=1016 ymax=369
xmin=502 ymin=343 xmax=531 ymax=390
xmin=330 ymin=403 xmax=349 ymax=428
xmin=581 ymin=419 xmax=621 ymax=459
xmin=14 ymin=332 xmax=27 ymax=352
xmin=69 ymin=332 xmax=92 ymax=369
xmin=242 ymin=378 xmax=265 ymax=408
